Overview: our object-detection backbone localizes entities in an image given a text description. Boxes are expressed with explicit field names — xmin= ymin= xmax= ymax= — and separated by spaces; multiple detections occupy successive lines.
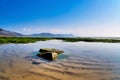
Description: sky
xmin=0 ymin=0 xmax=120 ymax=37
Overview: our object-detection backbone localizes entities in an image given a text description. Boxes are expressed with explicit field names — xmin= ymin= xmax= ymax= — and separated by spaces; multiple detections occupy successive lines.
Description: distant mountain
xmin=0 ymin=28 xmax=23 ymax=37
xmin=0 ymin=28 xmax=74 ymax=37
xmin=29 ymin=33 xmax=74 ymax=37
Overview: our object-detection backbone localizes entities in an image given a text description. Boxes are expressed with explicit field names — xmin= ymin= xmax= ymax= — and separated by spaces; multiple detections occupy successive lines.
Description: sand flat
xmin=0 ymin=56 xmax=116 ymax=80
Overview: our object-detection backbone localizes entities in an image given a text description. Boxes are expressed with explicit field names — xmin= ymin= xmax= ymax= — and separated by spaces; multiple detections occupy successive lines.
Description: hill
xmin=30 ymin=33 xmax=74 ymax=37
xmin=0 ymin=28 xmax=23 ymax=37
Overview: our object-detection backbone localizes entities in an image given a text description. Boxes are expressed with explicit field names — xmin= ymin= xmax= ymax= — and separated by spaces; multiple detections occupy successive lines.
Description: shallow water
xmin=0 ymin=40 xmax=120 ymax=80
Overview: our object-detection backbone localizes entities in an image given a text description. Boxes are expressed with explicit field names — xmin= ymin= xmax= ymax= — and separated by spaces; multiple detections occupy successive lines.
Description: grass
xmin=0 ymin=37 xmax=120 ymax=44
xmin=0 ymin=37 xmax=52 ymax=44
xmin=56 ymin=37 xmax=120 ymax=43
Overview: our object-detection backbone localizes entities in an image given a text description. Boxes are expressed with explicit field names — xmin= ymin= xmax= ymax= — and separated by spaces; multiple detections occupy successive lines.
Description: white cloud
xmin=22 ymin=28 xmax=32 ymax=34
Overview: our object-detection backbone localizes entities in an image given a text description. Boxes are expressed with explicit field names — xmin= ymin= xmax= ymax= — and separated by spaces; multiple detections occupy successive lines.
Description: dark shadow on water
xmin=32 ymin=61 xmax=41 ymax=65
xmin=24 ymin=51 xmax=52 ymax=65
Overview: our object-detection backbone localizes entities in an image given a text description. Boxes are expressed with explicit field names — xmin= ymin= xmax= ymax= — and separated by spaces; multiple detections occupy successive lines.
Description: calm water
xmin=0 ymin=40 xmax=120 ymax=80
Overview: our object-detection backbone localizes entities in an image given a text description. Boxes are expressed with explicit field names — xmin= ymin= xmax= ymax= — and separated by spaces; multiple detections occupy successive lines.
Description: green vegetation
xmin=0 ymin=37 xmax=120 ymax=44
xmin=56 ymin=37 xmax=120 ymax=43
xmin=0 ymin=37 xmax=52 ymax=44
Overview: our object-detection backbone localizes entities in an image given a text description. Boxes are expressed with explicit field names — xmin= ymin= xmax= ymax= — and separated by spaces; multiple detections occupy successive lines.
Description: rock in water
xmin=39 ymin=48 xmax=64 ymax=54
xmin=37 ymin=52 xmax=58 ymax=61
xmin=37 ymin=48 xmax=64 ymax=61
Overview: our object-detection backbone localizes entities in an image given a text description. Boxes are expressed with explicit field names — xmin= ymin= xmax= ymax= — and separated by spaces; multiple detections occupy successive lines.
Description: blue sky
xmin=0 ymin=0 xmax=120 ymax=37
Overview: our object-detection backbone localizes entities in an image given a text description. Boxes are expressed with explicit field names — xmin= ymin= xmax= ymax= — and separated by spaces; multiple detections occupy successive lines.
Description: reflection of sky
xmin=0 ymin=40 xmax=120 ymax=56
xmin=0 ymin=40 xmax=120 ymax=62
xmin=0 ymin=0 xmax=120 ymax=37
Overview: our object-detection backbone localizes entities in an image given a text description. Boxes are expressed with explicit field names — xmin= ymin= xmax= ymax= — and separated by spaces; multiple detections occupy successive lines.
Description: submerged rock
xmin=37 ymin=48 xmax=64 ymax=61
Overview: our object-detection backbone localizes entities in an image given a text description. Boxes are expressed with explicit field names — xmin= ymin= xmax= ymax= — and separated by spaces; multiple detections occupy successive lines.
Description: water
xmin=0 ymin=40 xmax=120 ymax=80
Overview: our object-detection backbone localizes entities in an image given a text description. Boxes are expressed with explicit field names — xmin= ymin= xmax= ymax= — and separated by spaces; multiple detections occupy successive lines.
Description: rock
xmin=37 ymin=48 xmax=64 ymax=61
xmin=37 ymin=52 xmax=58 ymax=61
xmin=39 ymin=48 xmax=64 ymax=55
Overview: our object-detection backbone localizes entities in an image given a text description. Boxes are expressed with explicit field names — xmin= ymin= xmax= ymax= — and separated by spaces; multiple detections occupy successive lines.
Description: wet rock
xmin=39 ymin=48 xmax=64 ymax=54
xmin=37 ymin=48 xmax=64 ymax=61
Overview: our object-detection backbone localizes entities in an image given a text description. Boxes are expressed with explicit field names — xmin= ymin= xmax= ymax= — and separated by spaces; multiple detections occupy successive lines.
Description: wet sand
xmin=0 ymin=56 xmax=117 ymax=80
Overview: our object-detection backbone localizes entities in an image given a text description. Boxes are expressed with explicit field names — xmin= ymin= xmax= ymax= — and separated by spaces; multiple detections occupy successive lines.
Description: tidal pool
xmin=0 ymin=40 xmax=120 ymax=80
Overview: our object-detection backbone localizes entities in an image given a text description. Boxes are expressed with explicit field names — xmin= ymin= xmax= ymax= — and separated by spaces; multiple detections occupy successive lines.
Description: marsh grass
xmin=0 ymin=37 xmax=52 ymax=44
xmin=56 ymin=37 xmax=120 ymax=43
xmin=0 ymin=37 xmax=120 ymax=44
